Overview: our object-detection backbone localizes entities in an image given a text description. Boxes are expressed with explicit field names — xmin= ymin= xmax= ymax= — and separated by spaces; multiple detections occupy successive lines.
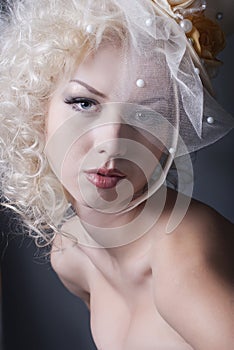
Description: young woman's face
xmin=46 ymin=45 xmax=171 ymax=212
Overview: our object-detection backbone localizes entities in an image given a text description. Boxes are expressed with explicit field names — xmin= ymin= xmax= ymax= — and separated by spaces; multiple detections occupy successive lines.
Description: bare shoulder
xmin=152 ymin=189 xmax=234 ymax=271
xmin=151 ymin=190 xmax=234 ymax=349
xmin=50 ymin=232 xmax=91 ymax=304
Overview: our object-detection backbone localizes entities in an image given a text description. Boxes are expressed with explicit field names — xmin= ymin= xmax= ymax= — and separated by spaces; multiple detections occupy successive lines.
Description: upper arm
xmin=152 ymin=204 xmax=234 ymax=350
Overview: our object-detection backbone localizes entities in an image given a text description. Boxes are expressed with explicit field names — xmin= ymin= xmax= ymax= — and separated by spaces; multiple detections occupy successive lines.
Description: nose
xmin=94 ymin=122 xmax=127 ymax=158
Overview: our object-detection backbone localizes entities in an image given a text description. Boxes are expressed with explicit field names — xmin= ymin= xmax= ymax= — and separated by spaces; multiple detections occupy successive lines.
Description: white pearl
xmin=206 ymin=116 xmax=214 ymax=124
xmin=86 ymin=24 xmax=93 ymax=34
xmin=136 ymin=79 xmax=145 ymax=88
xmin=194 ymin=67 xmax=200 ymax=75
xmin=216 ymin=12 xmax=223 ymax=21
xmin=145 ymin=18 xmax=153 ymax=27
xmin=188 ymin=37 xmax=194 ymax=45
xmin=201 ymin=0 xmax=207 ymax=10
xmin=179 ymin=19 xmax=193 ymax=33
xmin=169 ymin=147 xmax=175 ymax=155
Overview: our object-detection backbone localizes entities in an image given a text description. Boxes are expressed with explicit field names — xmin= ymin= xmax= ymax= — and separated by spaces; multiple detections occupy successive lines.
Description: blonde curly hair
xmin=0 ymin=0 xmax=128 ymax=245
xmin=0 ymin=0 xmax=230 ymax=245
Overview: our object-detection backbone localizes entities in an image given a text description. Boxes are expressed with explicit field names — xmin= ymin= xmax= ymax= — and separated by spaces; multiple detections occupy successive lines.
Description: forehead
xmin=72 ymin=44 xmax=171 ymax=102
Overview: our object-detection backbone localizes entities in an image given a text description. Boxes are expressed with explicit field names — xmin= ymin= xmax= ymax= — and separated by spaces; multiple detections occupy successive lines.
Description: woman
xmin=0 ymin=0 xmax=233 ymax=349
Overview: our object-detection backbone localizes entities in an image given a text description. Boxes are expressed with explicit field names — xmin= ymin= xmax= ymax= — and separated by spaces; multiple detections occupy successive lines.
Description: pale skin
xmin=48 ymin=45 xmax=234 ymax=350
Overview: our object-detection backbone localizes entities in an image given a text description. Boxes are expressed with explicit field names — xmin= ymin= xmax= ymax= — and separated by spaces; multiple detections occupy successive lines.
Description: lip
xmin=85 ymin=168 xmax=126 ymax=189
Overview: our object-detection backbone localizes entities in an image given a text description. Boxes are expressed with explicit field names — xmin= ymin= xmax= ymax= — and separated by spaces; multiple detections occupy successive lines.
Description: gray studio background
xmin=193 ymin=33 xmax=234 ymax=222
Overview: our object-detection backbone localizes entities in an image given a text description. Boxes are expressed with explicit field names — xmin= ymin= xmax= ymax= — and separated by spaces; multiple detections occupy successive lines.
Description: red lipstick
xmin=85 ymin=168 xmax=126 ymax=189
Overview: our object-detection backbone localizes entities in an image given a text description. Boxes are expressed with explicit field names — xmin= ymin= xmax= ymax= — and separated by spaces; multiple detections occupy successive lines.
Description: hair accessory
xmin=179 ymin=18 xmax=193 ymax=33
xmin=151 ymin=0 xmax=226 ymax=78
xmin=216 ymin=12 xmax=223 ymax=21
xmin=206 ymin=116 xmax=214 ymax=124
xmin=145 ymin=18 xmax=154 ymax=27
xmin=169 ymin=147 xmax=176 ymax=155
xmin=86 ymin=24 xmax=94 ymax=33
xmin=136 ymin=79 xmax=145 ymax=88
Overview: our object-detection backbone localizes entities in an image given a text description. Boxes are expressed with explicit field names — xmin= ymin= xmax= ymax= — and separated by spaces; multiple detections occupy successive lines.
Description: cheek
xmin=56 ymin=134 xmax=91 ymax=189
xmin=63 ymin=136 xmax=91 ymax=168
xmin=46 ymin=114 xmax=65 ymax=146
xmin=57 ymin=137 xmax=92 ymax=204
xmin=133 ymin=129 xmax=165 ymax=159
xmin=46 ymin=97 xmax=60 ymax=139
xmin=133 ymin=136 xmax=165 ymax=184
xmin=46 ymin=95 xmax=74 ymax=140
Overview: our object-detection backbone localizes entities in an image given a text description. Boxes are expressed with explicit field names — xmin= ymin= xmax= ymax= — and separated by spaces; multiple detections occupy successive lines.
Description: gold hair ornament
xmin=151 ymin=0 xmax=226 ymax=78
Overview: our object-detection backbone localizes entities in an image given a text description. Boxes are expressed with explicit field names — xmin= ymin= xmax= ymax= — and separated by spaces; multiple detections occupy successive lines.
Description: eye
xmin=64 ymin=97 xmax=101 ymax=113
xmin=134 ymin=110 xmax=161 ymax=125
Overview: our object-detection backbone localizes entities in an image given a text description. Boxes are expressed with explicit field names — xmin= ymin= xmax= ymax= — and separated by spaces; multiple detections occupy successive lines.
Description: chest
xmin=88 ymin=266 xmax=193 ymax=350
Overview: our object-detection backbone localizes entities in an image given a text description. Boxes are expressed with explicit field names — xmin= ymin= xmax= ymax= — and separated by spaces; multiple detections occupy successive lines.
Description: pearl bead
xmin=136 ymin=79 xmax=145 ymax=88
xmin=216 ymin=12 xmax=223 ymax=21
xmin=179 ymin=19 xmax=193 ymax=33
xmin=188 ymin=37 xmax=194 ymax=45
xmin=145 ymin=18 xmax=153 ymax=27
xmin=201 ymin=2 xmax=207 ymax=10
xmin=169 ymin=147 xmax=175 ymax=155
xmin=194 ymin=67 xmax=200 ymax=75
xmin=206 ymin=116 xmax=214 ymax=124
xmin=86 ymin=24 xmax=93 ymax=34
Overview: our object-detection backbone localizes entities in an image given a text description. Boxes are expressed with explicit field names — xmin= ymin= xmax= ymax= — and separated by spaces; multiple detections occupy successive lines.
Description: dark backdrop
xmin=193 ymin=34 xmax=234 ymax=221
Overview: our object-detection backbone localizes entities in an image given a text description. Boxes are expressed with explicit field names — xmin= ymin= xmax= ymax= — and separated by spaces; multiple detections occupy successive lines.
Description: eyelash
xmin=64 ymin=97 xmax=101 ymax=112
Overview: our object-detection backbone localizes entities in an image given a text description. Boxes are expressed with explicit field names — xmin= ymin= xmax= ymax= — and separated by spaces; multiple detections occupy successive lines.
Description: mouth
xmin=85 ymin=168 xmax=126 ymax=189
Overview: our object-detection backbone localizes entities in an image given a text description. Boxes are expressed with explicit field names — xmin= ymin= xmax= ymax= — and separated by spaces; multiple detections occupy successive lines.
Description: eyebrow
xmin=69 ymin=79 xmax=107 ymax=98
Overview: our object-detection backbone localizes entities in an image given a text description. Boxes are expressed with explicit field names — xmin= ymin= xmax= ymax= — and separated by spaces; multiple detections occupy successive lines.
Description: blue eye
xmin=64 ymin=97 xmax=100 ymax=112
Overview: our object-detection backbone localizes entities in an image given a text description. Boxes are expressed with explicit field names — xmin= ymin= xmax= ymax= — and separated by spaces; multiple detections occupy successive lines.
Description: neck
xmin=73 ymin=200 xmax=142 ymax=229
xmin=68 ymin=200 xmax=153 ymax=266
xmin=63 ymin=187 xmax=166 ymax=251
